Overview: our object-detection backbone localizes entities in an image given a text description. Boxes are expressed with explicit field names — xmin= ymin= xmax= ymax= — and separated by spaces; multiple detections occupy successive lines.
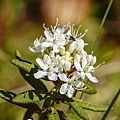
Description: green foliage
xmin=72 ymin=97 xmax=108 ymax=112
xmin=80 ymin=82 xmax=97 ymax=95
xmin=66 ymin=113 xmax=83 ymax=120
xmin=10 ymin=50 xmax=48 ymax=92
xmin=12 ymin=90 xmax=47 ymax=103
xmin=10 ymin=59 xmax=35 ymax=73
xmin=68 ymin=101 xmax=89 ymax=120
xmin=1 ymin=0 xmax=118 ymax=118
xmin=0 ymin=88 xmax=16 ymax=101
xmin=48 ymin=107 xmax=60 ymax=120
xmin=0 ymin=50 xmax=110 ymax=119
xmin=43 ymin=88 xmax=58 ymax=108
xmin=0 ymin=88 xmax=40 ymax=111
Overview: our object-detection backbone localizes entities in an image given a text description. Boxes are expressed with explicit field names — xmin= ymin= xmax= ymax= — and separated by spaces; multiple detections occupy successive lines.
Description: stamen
xmin=95 ymin=62 xmax=105 ymax=70
xmin=71 ymin=24 xmax=75 ymax=35
xmin=79 ymin=29 xmax=88 ymax=38
xmin=54 ymin=18 xmax=59 ymax=30
xmin=75 ymin=25 xmax=81 ymax=36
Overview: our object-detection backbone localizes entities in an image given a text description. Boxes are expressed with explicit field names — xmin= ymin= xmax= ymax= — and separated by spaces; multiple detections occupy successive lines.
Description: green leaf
xmin=0 ymin=88 xmax=40 ymax=111
xmin=10 ymin=59 xmax=37 ymax=73
xmin=72 ymin=97 xmax=108 ymax=112
xmin=66 ymin=113 xmax=83 ymax=120
xmin=0 ymin=88 xmax=16 ymax=101
xmin=68 ymin=100 xmax=89 ymax=120
xmin=15 ymin=50 xmax=23 ymax=60
xmin=11 ymin=50 xmax=48 ymax=91
xmin=80 ymin=82 xmax=97 ymax=95
xmin=11 ymin=52 xmax=48 ymax=92
xmin=20 ymin=69 xmax=48 ymax=92
xmin=43 ymin=88 xmax=58 ymax=108
xmin=48 ymin=107 xmax=60 ymax=120
xmin=12 ymin=90 xmax=47 ymax=103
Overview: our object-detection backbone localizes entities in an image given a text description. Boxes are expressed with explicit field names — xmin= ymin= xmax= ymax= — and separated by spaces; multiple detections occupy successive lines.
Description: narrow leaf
xmin=90 ymin=0 xmax=114 ymax=53
xmin=11 ymin=55 xmax=48 ymax=92
xmin=48 ymin=107 xmax=60 ymax=120
xmin=12 ymin=90 xmax=46 ymax=103
xmin=0 ymin=88 xmax=40 ymax=111
xmin=0 ymin=88 xmax=16 ymax=101
xmin=43 ymin=88 xmax=58 ymax=108
xmin=10 ymin=59 xmax=36 ymax=73
xmin=43 ymin=95 xmax=54 ymax=108
xmin=15 ymin=50 xmax=23 ymax=60
xmin=20 ymin=69 xmax=48 ymax=92
xmin=73 ymin=97 xmax=108 ymax=112
xmin=66 ymin=113 xmax=83 ymax=120
xmin=102 ymin=88 xmax=120 ymax=120
xmin=68 ymin=100 xmax=89 ymax=120
xmin=80 ymin=82 xmax=97 ymax=95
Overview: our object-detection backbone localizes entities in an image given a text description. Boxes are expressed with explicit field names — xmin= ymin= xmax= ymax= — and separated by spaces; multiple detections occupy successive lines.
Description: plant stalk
xmin=90 ymin=0 xmax=114 ymax=53
xmin=101 ymin=89 xmax=120 ymax=120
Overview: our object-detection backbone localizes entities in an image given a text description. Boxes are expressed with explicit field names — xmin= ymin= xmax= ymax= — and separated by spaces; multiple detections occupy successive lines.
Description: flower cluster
xmin=29 ymin=19 xmax=98 ymax=98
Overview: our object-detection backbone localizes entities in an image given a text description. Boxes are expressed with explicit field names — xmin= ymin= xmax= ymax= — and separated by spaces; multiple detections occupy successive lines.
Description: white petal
xmin=92 ymin=56 xmax=96 ymax=65
xmin=72 ymin=71 xmax=81 ymax=79
xmin=47 ymin=72 xmax=58 ymax=81
xmin=82 ymin=55 xmax=87 ymax=68
xmin=87 ymin=66 xmax=94 ymax=72
xmin=54 ymin=66 xmax=63 ymax=73
xmin=44 ymin=54 xmax=51 ymax=66
xmin=74 ymin=55 xmax=82 ymax=71
xmin=58 ymin=73 xmax=68 ymax=82
xmin=76 ymin=39 xmax=84 ymax=51
xmin=44 ymin=29 xmax=54 ymax=41
xmin=34 ymin=38 xmax=40 ymax=46
xmin=69 ymin=41 xmax=76 ymax=53
xmin=29 ymin=47 xmax=37 ymax=53
xmin=53 ymin=45 xmax=59 ymax=53
xmin=42 ymin=42 xmax=52 ymax=47
xmin=36 ymin=58 xmax=48 ymax=70
xmin=67 ymin=85 xmax=74 ymax=98
xmin=34 ymin=71 xmax=47 ymax=79
xmin=63 ymin=61 xmax=71 ymax=71
xmin=80 ymin=72 xmax=85 ymax=79
xmin=73 ymin=81 xmax=84 ymax=89
xmin=86 ymin=73 xmax=98 ymax=83
xmin=56 ymin=28 xmax=62 ymax=36
xmin=57 ymin=40 xmax=66 ymax=46
xmin=60 ymin=83 xmax=68 ymax=94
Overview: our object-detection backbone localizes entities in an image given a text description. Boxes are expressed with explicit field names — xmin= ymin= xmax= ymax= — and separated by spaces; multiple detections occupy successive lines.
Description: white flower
xmin=74 ymin=54 xmax=98 ymax=83
xmin=69 ymin=38 xmax=87 ymax=55
xmin=34 ymin=54 xmax=63 ymax=81
xmin=58 ymin=72 xmax=84 ymax=98
xmin=30 ymin=19 xmax=100 ymax=94
xmin=29 ymin=37 xmax=46 ymax=53
xmin=68 ymin=25 xmax=88 ymax=54
xmin=42 ymin=20 xmax=69 ymax=53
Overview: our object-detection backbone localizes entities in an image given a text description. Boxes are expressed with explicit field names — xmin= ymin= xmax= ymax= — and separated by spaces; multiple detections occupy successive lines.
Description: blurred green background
xmin=0 ymin=0 xmax=120 ymax=120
